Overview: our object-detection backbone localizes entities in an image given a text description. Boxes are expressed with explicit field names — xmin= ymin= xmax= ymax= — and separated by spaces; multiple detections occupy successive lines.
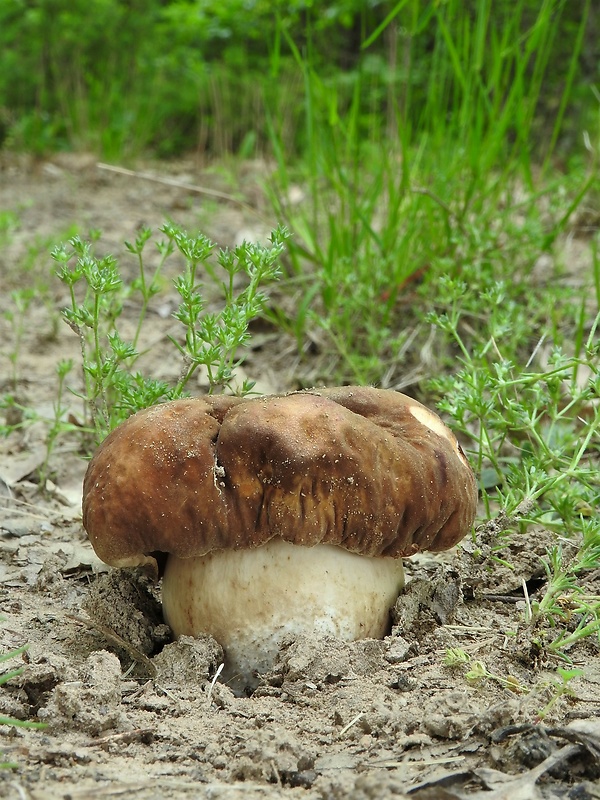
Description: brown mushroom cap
xmin=82 ymin=386 xmax=478 ymax=570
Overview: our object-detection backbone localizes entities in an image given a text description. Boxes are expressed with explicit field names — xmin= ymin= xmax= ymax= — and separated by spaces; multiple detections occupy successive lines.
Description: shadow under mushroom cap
xmin=82 ymin=386 xmax=478 ymax=571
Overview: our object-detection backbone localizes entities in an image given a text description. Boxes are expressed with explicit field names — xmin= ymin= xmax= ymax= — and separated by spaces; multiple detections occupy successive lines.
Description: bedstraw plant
xmin=427 ymin=273 xmax=600 ymax=658
xmin=52 ymin=223 xmax=289 ymax=443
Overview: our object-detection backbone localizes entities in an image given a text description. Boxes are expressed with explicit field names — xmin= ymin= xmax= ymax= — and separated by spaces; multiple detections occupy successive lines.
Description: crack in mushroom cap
xmin=82 ymin=386 xmax=478 ymax=570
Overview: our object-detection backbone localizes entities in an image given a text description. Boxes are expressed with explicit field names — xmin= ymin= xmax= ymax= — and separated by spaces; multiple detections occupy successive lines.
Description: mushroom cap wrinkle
xmin=83 ymin=386 xmax=477 ymax=570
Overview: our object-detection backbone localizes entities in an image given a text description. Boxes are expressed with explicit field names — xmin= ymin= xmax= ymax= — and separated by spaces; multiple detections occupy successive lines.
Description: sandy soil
xmin=0 ymin=154 xmax=599 ymax=800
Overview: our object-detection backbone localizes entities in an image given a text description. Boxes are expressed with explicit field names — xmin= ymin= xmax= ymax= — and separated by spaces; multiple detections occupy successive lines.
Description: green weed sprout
xmin=1 ymin=644 xmax=47 ymax=769
xmin=52 ymin=224 xmax=289 ymax=443
xmin=428 ymin=276 xmax=600 ymax=658
xmin=3 ymin=289 xmax=35 ymax=391
xmin=38 ymin=358 xmax=78 ymax=487
xmin=442 ymin=647 xmax=470 ymax=667
xmin=531 ymin=530 xmax=600 ymax=657
xmin=536 ymin=667 xmax=584 ymax=721
xmin=443 ymin=648 xmax=524 ymax=693
xmin=464 ymin=660 xmax=524 ymax=694
xmin=443 ymin=649 xmax=584 ymax=717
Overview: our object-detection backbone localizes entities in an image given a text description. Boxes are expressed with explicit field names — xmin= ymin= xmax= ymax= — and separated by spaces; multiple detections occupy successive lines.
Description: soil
xmin=1 ymin=154 xmax=599 ymax=800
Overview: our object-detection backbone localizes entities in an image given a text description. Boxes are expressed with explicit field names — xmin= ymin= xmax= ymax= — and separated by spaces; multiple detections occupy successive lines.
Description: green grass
xmin=267 ymin=0 xmax=596 ymax=385
xmin=0 ymin=643 xmax=47 ymax=768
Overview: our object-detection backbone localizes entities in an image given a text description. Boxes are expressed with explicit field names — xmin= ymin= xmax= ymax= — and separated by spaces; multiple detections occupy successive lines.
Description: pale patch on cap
xmin=409 ymin=403 xmax=469 ymax=467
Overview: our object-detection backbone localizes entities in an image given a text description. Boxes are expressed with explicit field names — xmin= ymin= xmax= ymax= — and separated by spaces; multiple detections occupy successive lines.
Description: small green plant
xmin=464 ymin=660 xmax=525 ymax=694
xmin=443 ymin=648 xmax=524 ymax=693
xmin=3 ymin=288 xmax=35 ymax=390
xmin=443 ymin=649 xmax=584 ymax=717
xmin=1 ymin=643 xmax=47 ymax=769
xmin=442 ymin=647 xmax=471 ymax=668
xmin=428 ymin=275 xmax=600 ymax=658
xmin=38 ymin=358 xmax=80 ymax=488
xmin=536 ymin=667 xmax=583 ymax=720
xmin=52 ymin=223 xmax=289 ymax=443
xmin=0 ymin=209 xmax=19 ymax=246
xmin=2 ymin=226 xmax=79 ymax=397
xmin=524 ymin=531 xmax=600 ymax=657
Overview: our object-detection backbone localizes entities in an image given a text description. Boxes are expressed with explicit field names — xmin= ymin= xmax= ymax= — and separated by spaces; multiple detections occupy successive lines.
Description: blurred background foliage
xmin=0 ymin=0 xmax=597 ymax=160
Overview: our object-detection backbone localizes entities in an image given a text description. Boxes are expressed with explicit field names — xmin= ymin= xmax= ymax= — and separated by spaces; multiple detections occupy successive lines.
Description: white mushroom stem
xmin=161 ymin=537 xmax=404 ymax=694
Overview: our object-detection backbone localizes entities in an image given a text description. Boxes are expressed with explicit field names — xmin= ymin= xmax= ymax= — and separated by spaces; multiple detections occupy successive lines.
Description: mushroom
xmin=82 ymin=386 xmax=477 ymax=692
